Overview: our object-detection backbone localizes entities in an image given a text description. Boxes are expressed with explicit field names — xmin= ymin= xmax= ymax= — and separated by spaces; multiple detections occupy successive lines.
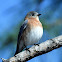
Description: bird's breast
xmin=23 ymin=18 xmax=43 ymax=46
xmin=25 ymin=26 xmax=43 ymax=45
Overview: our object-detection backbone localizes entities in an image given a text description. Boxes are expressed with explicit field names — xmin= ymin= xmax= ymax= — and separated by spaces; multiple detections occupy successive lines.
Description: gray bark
xmin=2 ymin=35 xmax=62 ymax=62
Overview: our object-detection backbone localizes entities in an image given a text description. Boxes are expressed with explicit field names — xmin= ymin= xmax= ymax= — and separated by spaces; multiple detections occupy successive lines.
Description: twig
xmin=2 ymin=35 xmax=62 ymax=62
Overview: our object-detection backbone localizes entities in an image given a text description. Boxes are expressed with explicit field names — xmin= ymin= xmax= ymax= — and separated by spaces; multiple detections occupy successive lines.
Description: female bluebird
xmin=14 ymin=11 xmax=43 ymax=55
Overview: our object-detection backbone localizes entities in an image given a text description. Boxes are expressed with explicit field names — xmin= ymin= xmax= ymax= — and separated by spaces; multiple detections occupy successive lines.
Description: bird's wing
xmin=14 ymin=20 xmax=28 ymax=55
xmin=18 ymin=20 xmax=28 ymax=41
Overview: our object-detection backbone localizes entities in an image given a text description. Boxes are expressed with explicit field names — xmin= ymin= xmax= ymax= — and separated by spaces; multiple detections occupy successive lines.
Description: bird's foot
xmin=34 ymin=44 xmax=39 ymax=46
xmin=25 ymin=48 xmax=30 ymax=52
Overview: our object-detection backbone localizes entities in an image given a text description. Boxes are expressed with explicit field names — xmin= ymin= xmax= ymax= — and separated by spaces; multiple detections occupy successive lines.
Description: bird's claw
xmin=34 ymin=44 xmax=39 ymax=46
xmin=25 ymin=48 xmax=30 ymax=52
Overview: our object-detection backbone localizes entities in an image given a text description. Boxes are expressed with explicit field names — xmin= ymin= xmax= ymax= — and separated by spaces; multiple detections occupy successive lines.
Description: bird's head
xmin=25 ymin=11 xmax=41 ymax=20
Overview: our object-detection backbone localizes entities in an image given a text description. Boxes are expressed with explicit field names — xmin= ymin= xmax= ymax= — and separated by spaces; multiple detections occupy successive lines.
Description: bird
xmin=14 ymin=11 xmax=43 ymax=55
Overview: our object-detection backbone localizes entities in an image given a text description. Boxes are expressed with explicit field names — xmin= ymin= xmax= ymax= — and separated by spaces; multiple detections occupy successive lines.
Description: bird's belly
xmin=25 ymin=26 xmax=43 ymax=45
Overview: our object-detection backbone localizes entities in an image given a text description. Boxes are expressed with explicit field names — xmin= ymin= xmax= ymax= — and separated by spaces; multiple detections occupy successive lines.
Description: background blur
xmin=0 ymin=0 xmax=62 ymax=62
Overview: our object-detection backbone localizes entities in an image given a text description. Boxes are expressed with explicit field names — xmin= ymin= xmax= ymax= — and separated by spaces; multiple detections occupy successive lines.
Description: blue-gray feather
xmin=14 ymin=20 xmax=28 ymax=55
xmin=18 ymin=20 xmax=28 ymax=41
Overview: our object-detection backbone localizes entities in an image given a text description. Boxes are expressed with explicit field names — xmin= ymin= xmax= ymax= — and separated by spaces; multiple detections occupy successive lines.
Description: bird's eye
xmin=32 ymin=13 xmax=34 ymax=16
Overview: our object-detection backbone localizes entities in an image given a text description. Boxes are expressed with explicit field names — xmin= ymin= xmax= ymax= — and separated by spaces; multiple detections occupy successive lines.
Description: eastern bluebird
xmin=14 ymin=11 xmax=43 ymax=55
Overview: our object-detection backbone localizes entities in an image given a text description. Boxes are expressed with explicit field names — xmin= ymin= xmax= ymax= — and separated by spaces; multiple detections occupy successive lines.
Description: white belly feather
xmin=25 ymin=26 xmax=43 ymax=45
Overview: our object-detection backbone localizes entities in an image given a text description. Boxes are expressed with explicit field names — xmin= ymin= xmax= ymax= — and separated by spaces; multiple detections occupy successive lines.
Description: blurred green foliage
xmin=0 ymin=0 xmax=62 ymax=62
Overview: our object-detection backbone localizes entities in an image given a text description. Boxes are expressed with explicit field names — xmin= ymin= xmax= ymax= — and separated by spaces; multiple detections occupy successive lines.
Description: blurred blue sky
xmin=0 ymin=0 xmax=62 ymax=62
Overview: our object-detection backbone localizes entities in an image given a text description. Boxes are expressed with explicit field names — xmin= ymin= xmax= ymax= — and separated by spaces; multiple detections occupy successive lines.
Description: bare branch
xmin=2 ymin=35 xmax=62 ymax=62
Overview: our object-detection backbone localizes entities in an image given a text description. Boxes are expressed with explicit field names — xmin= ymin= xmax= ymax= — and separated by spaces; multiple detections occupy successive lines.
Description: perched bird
xmin=14 ymin=11 xmax=43 ymax=55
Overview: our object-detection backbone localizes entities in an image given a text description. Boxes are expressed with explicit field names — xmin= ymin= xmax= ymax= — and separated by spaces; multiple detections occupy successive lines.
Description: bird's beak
xmin=37 ymin=14 xmax=41 ymax=16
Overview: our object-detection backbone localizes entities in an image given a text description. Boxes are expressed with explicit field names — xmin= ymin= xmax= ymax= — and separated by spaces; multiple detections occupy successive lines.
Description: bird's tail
xmin=14 ymin=41 xmax=26 ymax=56
xmin=14 ymin=46 xmax=25 ymax=56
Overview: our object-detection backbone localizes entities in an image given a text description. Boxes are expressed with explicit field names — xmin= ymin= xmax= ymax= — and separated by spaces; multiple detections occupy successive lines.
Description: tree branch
xmin=2 ymin=35 xmax=62 ymax=62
